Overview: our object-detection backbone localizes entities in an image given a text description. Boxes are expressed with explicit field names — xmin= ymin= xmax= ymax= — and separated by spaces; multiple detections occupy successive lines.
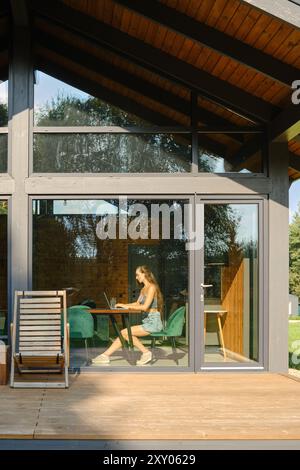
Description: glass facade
xmin=203 ymin=203 xmax=259 ymax=364
xmin=2 ymin=67 xmax=269 ymax=371
xmin=33 ymin=72 xmax=265 ymax=175
xmin=32 ymin=199 xmax=190 ymax=368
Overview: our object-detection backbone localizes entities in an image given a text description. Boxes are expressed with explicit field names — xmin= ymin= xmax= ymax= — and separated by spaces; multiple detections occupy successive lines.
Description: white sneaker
xmin=136 ymin=351 xmax=152 ymax=366
xmin=92 ymin=354 xmax=110 ymax=364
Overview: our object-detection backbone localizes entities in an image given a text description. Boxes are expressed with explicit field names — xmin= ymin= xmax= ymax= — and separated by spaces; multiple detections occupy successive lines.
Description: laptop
xmin=103 ymin=291 xmax=125 ymax=310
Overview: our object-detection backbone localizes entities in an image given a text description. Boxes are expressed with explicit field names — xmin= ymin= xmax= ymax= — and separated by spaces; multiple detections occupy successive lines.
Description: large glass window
xmin=33 ymin=72 xmax=265 ymax=174
xmin=34 ymin=72 xmax=153 ymax=127
xmin=33 ymin=133 xmax=192 ymax=173
xmin=0 ymin=201 xmax=8 ymax=337
xmin=32 ymin=199 xmax=190 ymax=368
xmin=202 ymin=203 xmax=259 ymax=364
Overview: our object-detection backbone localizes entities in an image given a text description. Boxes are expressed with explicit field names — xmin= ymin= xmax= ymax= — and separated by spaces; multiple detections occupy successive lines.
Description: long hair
xmin=136 ymin=265 xmax=164 ymax=318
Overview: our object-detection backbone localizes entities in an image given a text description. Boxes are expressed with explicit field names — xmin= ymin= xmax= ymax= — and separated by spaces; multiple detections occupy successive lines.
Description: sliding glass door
xmin=32 ymin=197 xmax=192 ymax=369
xmin=195 ymin=199 xmax=263 ymax=369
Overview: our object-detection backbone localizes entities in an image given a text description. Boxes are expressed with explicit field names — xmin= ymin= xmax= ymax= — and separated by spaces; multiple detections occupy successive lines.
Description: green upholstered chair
xmin=150 ymin=306 xmax=186 ymax=365
xmin=67 ymin=305 xmax=94 ymax=363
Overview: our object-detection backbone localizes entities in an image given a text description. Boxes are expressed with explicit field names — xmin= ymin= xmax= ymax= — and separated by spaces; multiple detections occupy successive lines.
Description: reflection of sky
xmin=230 ymin=204 xmax=258 ymax=245
xmin=200 ymin=151 xmax=250 ymax=173
xmin=289 ymin=180 xmax=300 ymax=223
xmin=34 ymin=71 xmax=89 ymax=110
xmin=0 ymin=80 xmax=8 ymax=105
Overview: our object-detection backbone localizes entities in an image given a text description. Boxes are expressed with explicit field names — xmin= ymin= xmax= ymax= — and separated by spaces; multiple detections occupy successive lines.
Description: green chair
xmin=150 ymin=306 xmax=186 ymax=365
xmin=67 ymin=305 xmax=95 ymax=364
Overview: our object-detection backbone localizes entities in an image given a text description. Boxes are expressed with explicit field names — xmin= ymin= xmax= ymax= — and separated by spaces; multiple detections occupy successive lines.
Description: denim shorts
xmin=141 ymin=312 xmax=163 ymax=333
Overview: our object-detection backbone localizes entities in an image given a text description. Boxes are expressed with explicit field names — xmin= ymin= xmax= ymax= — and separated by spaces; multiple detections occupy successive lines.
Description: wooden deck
xmin=0 ymin=373 xmax=300 ymax=440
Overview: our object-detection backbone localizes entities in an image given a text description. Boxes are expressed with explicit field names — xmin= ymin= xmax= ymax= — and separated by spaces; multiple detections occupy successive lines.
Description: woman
xmin=93 ymin=265 xmax=163 ymax=365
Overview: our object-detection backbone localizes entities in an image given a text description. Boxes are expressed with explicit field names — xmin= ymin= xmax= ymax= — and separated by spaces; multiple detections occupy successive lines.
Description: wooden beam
xmin=114 ymin=0 xmax=299 ymax=87
xmin=29 ymin=0 xmax=277 ymax=123
xmin=35 ymin=28 xmax=244 ymax=142
xmin=289 ymin=152 xmax=300 ymax=172
xmin=241 ymin=0 xmax=300 ymax=29
xmin=233 ymin=100 xmax=300 ymax=168
xmin=268 ymin=101 xmax=300 ymax=142
xmin=10 ymin=0 xmax=29 ymax=26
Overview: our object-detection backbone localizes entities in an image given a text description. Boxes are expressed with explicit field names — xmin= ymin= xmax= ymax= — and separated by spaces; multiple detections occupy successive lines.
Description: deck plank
xmin=1 ymin=373 xmax=300 ymax=440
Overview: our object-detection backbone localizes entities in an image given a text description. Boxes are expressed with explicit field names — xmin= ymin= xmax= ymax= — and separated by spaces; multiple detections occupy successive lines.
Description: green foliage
xmin=289 ymin=321 xmax=300 ymax=370
xmin=289 ymin=202 xmax=300 ymax=298
xmin=0 ymin=103 xmax=8 ymax=127
xmin=0 ymin=201 xmax=7 ymax=215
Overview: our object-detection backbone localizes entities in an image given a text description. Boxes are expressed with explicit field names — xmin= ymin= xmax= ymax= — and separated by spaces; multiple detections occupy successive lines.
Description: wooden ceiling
xmin=2 ymin=0 xmax=300 ymax=179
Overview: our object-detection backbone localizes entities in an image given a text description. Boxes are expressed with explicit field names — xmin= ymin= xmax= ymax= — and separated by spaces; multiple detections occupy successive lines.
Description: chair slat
xmin=16 ymin=352 xmax=62 ymax=357
xmin=20 ymin=320 xmax=61 ymax=326
xmin=20 ymin=308 xmax=62 ymax=314
xmin=20 ymin=325 xmax=60 ymax=331
xmin=20 ymin=346 xmax=61 ymax=351
xmin=20 ymin=303 xmax=61 ymax=309
xmin=20 ymin=298 xmax=62 ymax=304
xmin=20 ymin=337 xmax=61 ymax=346
xmin=20 ymin=331 xmax=61 ymax=337
xmin=21 ymin=290 xmax=65 ymax=296
xmin=20 ymin=315 xmax=61 ymax=320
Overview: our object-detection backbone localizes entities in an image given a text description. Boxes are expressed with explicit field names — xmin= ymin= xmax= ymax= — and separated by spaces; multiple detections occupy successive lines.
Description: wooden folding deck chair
xmin=10 ymin=290 xmax=69 ymax=388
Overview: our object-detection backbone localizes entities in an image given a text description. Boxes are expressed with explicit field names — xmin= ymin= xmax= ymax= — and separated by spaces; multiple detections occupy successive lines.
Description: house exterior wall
xmin=0 ymin=27 xmax=290 ymax=373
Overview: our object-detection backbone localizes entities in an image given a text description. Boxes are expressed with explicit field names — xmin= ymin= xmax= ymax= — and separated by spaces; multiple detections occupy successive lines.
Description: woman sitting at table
xmin=93 ymin=265 xmax=163 ymax=366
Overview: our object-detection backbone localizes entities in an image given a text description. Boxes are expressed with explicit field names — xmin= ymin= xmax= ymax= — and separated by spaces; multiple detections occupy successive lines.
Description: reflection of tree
xmin=205 ymin=205 xmax=242 ymax=263
xmin=34 ymin=94 xmax=192 ymax=172
xmin=0 ymin=201 xmax=7 ymax=215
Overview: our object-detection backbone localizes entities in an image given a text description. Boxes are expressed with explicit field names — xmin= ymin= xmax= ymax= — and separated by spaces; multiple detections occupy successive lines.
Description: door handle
xmin=201 ymin=283 xmax=213 ymax=288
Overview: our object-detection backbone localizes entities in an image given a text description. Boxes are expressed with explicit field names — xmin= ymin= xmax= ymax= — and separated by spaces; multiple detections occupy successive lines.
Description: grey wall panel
xmin=268 ymin=142 xmax=289 ymax=372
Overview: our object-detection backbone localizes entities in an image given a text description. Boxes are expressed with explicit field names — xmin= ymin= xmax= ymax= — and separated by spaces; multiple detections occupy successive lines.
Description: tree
xmin=290 ymin=202 xmax=300 ymax=298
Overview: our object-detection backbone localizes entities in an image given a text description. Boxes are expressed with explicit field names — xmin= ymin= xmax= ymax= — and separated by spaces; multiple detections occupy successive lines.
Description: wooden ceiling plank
xmin=263 ymin=22 xmax=294 ymax=57
xmin=30 ymin=0 xmax=277 ymax=122
xmin=113 ymin=0 xmax=299 ymax=87
xmin=205 ymin=0 xmax=228 ymax=28
xmin=239 ymin=11 xmax=274 ymax=48
xmin=233 ymin=8 xmax=261 ymax=42
xmin=213 ymin=0 xmax=240 ymax=32
xmin=224 ymin=3 xmax=252 ymax=37
xmin=252 ymin=18 xmax=282 ymax=51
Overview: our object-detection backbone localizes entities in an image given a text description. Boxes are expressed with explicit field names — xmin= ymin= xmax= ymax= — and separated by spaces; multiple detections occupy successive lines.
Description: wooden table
xmin=89 ymin=308 xmax=140 ymax=350
xmin=204 ymin=309 xmax=227 ymax=360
